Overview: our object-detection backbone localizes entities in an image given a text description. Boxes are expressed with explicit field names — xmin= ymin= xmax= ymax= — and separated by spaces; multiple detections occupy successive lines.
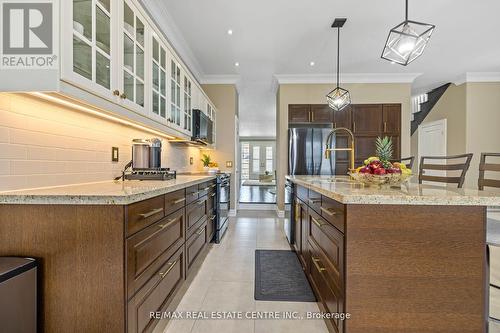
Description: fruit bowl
xmin=349 ymin=172 xmax=413 ymax=187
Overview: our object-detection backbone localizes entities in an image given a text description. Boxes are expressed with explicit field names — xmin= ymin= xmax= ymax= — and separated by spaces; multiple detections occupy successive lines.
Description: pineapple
xmin=375 ymin=136 xmax=393 ymax=169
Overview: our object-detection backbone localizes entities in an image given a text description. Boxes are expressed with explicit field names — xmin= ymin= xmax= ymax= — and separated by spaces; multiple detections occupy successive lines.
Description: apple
xmin=374 ymin=168 xmax=386 ymax=175
xmin=360 ymin=166 xmax=371 ymax=174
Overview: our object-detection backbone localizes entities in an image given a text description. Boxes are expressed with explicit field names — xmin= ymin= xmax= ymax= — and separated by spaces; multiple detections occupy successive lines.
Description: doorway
xmin=239 ymin=140 xmax=276 ymax=204
xmin=418 ymin=119 xmax=447 ymax=185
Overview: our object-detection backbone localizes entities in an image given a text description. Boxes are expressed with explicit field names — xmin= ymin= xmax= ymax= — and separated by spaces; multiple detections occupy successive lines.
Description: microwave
xmin=192 ymin=109 xmax=213 ymax=145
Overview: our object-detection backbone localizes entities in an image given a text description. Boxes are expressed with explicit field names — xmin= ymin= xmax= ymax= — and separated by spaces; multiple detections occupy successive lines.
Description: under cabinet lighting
xmin=227 ymin=29 xmax=233 ymax=35
xmin=310 ymin=61 xmax=315 ymax=66
xmin=29 ymin=92 xmax=177 ymax=140
xmin=234 ymin=62 xmax=240 ymax=67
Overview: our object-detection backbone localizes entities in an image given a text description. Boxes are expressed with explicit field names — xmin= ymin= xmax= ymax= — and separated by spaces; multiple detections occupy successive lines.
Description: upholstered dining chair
xmin=418 ymin=153 xmax=473 ymax=188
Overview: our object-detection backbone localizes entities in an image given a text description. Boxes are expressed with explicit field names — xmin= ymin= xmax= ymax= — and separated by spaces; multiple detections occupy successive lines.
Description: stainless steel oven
xmin=215 ymin=173 xmax=230 ymax=243
xmin=284 ymin=179 xmax=295 ymax=245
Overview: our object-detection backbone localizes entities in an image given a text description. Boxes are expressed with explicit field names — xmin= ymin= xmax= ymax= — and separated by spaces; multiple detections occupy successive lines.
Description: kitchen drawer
xmin=297 ymin=185 xmax=308 ymax=203
xmin=127 ymin=246 xmax=185 ymax=333
xmin=164 ymin=189 xmax=186 ymax=216
xmin=308 ymin=240 xmax=344 ymax=333
xmin=206 ymin=213 xmax=216 ymax=242
xmin=198 ymin=181 xmax=212 ymax=198
xmin=186 ymin=220 xmax=208 ymax=272
xmin=186 ymin=197 xmax=208 ymax=232
xmin=308 ymin=209 xmax=344 ymax=290
xmin=126 ymin=196 xmax=165 ymax=236
xmin=491 ymin=286 xmax=500 ymax=321
xmin=207 ymin=190 xmax=216 ymax=213
xmin=320 ymin=196 xmax=345 ymax=233
xmin=307 ymin=190 xmax=322 ymax=215
xmin=126 ymin=208 xmax=185 ymax=298
xmin=490 ymin=245 xmax=500 ymax=287
xmin=186 ymin=185 xmax=199 ymax=204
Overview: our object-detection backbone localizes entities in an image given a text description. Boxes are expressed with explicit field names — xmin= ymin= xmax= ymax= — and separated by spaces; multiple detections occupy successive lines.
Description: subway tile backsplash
xmin=0 ymin=93 xmax=203 ymax=191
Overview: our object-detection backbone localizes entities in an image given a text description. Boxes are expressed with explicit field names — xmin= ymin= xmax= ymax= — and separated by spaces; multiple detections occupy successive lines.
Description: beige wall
xmin=465 ymin=82 xmax=500 ymax=189
xmin=0 ymin=93 xmax=203 ymax=191
xmin=410 ymin=82 xmax=500 ymax=190
xmin=410 ymin=84 xmax=467 ymax=168
xmin=201 ymin=84 xmax=238 ymax=209
xmin=276 ymin=83 xmax=412 ymax=210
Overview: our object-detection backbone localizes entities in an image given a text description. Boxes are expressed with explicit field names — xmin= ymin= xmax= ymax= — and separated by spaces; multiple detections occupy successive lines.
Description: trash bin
xmin=0 ymin=257 xmax=38 ymax=333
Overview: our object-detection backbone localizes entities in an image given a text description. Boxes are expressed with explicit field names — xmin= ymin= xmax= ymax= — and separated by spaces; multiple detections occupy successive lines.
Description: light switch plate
xmin=190 ymin=157 xmax=194 ymax=165
xmin=226 ymin=161 xmax=233 ymax=168
xmin=112 ymin=147 xmax=119 ymax=162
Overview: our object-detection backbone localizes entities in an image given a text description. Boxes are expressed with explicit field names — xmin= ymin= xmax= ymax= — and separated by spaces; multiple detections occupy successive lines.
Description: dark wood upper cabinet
xmin=310 ymin=104 xmax=333 ymax=123
xmin=289 ymin=104 xmax=311 ymax=123
xmin=333 ymin=105 xmax=352 ymax=129
xmin=383 ymin=104 xmax=401 ymax=134
xmin=352 ymin=104 xmax=383 ymax=135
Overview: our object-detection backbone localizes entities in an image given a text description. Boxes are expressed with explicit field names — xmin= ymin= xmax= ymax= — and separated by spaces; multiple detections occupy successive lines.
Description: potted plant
xmin=201 ymin=154 xmax=212 ymax=171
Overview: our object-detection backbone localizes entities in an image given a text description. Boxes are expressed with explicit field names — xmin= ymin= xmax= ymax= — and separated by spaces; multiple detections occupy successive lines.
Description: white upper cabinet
xmin=5 ymin=0 xmax=218 ymax=140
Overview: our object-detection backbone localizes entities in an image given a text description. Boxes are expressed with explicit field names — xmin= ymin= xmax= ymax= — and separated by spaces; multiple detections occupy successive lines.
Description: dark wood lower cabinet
xmin=0 ymin=178 xmax=217 ymax=333
xmin=292 ymin=184 xmax=486 ymax=333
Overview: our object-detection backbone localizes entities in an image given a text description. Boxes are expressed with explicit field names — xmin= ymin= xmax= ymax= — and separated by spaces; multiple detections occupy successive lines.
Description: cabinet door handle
xmin=353 ymin=121 xmax=356 ymax=133
xmin=384 ymin=121 xmax=387 ymax=132
xmin=196 ymin=226 xmax=204 ymax=235
xmin=211 ymin=192 xmax=216 ymax=197
xmin=311 ymin=111 xmax=314 ymax=122
xmin=159 ymin=260 xmax=178 ymax=278
xmin=311 ymin=216 xmax=326 ymax=228
xmin=172 ymin=198 xmax=186 ymax=205
xmin=113 ymin=90 xmax=120 ymax=96
xmin=334 ymin=122 xmax=337 ymax=129
xmin=158 ymin=218 xmax=177 ymax=230
xmin=320 ymin=206 xmax=337 ymax=217
xmin=210 ymin=215 xmax=216 ymax=220
xmin=139 ymin=207 xmax=163 ymax=219
xmin=312 ymin=257 xmax=326 ymax=272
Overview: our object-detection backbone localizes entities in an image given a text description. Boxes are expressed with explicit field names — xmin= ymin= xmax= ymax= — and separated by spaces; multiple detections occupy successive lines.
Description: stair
xmin=410 ymin=83 xmax=451 ymax=135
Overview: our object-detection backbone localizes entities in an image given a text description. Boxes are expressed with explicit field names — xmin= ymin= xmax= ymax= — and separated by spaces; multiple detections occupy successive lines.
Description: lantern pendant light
xmin=326 ymin=18 xmax=351 ymax=112
xmin=381 ymin=0 xmax=435 ymax=66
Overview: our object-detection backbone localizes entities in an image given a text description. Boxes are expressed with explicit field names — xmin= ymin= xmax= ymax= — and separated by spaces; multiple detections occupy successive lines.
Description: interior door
xmin=418 ymin=119 xmax=447 ymax=185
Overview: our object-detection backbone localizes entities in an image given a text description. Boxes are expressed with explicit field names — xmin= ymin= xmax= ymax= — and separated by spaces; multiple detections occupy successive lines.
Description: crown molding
xmin=453 ymin=72 xmax=500 ymax=86
xmin=199 ymin=75 xmax=240 ymax=85
xmin=274 ymin=73 xmax=421 ymax=84
xmin=139 ymin=0 xmax=204 ymax=82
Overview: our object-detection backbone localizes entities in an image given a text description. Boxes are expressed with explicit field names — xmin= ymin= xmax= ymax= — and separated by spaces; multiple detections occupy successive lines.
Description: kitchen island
xmin=286 ymin=175 xmax=500 ymax=333
xmin=0 ymin=175 xmax=217 ymax=333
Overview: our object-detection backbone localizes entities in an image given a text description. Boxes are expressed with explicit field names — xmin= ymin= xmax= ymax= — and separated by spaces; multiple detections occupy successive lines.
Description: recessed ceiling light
xmin=234 ymin=62 xmax=239 ymax=67
xmin=227 ymin=29 xmax=233 ymax=35
xmin=310 ymin=61 xmax=315 ymax=66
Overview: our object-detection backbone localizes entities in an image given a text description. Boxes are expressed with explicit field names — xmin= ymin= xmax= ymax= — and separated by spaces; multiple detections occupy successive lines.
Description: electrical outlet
xmin=190 ymin=157 xmax=194 ymax=165
xmin=226 ymin=161 xmax=233 ymax=168
xmin=112 ymin=147 xmax=119 ymax=162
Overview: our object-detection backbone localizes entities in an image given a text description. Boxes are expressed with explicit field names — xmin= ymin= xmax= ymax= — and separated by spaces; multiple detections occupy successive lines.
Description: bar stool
xmin=418 ymin=153 xmax=473 ymax=188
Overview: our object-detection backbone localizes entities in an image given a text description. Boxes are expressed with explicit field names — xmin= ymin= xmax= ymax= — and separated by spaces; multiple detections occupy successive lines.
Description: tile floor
xmin=161 ymin=210 xmax=328 ymax=333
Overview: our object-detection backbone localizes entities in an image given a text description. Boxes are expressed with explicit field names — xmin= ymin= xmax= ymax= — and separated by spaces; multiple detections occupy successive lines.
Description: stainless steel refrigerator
xmin=288 ymin=128 xmax=336 ymax=175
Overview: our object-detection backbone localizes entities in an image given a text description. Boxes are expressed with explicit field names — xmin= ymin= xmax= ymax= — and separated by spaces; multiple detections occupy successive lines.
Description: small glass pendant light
xmin=381 ymin=0 xmax=435 ymax=66
xmin=326 ymin=18 xmax=351 ymax=112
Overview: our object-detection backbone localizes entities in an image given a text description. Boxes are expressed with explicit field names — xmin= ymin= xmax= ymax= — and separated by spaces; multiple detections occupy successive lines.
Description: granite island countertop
xmin=0 ymin=175 xmax=216 ymax=205
xmin=286 ymin=175 xmax=500 ymax=206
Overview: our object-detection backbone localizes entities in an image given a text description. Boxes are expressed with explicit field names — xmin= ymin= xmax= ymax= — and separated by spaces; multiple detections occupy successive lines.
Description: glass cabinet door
xmin=152 ymin=36 xmax=167 ymax=120
xmin=71 ymin=0 xmax=112 ymax=92
xmin=121 ymin=0 xmax=145 ymax=109
xmin=183 ymin=76 xmax=192 ymax=133
xmin=170 ymin=60 xmax=182 ymax=127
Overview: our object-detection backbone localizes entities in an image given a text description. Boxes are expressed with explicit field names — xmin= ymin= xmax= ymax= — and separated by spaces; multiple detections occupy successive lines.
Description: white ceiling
xmin=141 ymin=0 xmax=500 ymax=137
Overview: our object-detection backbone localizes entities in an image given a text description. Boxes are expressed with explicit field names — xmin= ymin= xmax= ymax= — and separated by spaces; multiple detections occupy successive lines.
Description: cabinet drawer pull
xmin=210 ymin=215 xmax=216 ymax=221
xmin=198 ymin=199 xmax=206 ymax=206
xmin=210 ymin=184 xmax=216 ymax=189
xmin=312 ymin=257 xmax=326 ymax=272
xmin=320 ymin=206 xmax=337 ymax=217
xmin=158 ymin=218 xmax=177 ymax=230
xmin=308 ymin=199 xmax=321 ymax=206
xmin=159 ymin=260 xmax=178 ymax=278
xmin=200 ymin=187 xmax=210 ymax=192
xmin=190 ymin=191 xmax=200 ymax=197
xmin=139 ymin=207 xmax=163 ymax=219
xmin=196 ymin=226 xmax=204 ymax=235
xmin=172 ymin=197 xmax=186 ymax=204
xmin=211 ymin=192 xmax=216 ymax=197
xmin=312 ymin=216 xmax=326 ymax=228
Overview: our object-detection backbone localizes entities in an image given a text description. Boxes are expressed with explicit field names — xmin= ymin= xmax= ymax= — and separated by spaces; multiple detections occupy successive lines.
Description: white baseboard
xmin=238 ymin=204 xmax=276 ymax=211
xmin=228 ymin=209 xmax=237 ymax=217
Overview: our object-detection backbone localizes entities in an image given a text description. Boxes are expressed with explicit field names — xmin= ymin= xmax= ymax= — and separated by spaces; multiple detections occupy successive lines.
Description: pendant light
xmin=326 ymin=18 xmax=351 ymax=112
xmin=381 ymin=0 xmax=435 ymax=66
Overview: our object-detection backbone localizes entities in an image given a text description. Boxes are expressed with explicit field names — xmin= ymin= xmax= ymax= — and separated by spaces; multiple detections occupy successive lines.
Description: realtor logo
xmin=0 ymin=0 xmax=58 ymax=69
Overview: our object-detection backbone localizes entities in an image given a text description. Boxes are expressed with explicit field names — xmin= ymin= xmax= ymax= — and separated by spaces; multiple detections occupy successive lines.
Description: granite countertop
xmin=0 ymin=175 xmax=216 ymax=205
xmin=286 ymin=175 xmax=500 ymax=206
